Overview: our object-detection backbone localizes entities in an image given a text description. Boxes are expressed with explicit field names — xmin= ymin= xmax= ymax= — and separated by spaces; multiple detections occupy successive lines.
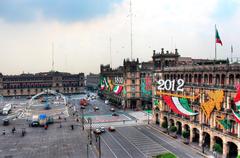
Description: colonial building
xmin=100 ymin=64 xmax=124 ymax=108
xmin=0 ymin=71 xmax=85 ymax=97
xmin=152 ymin=48 xmax=240 ymax=158
xmin=86 ymin=73 xmax=99 ymax=91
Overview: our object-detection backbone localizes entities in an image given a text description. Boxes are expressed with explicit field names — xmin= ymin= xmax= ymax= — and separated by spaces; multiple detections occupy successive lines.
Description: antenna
xmin=130 ymin=0 xmax=133 ymax=60
xmin=52 ymin=42 xmax=55 ymax=71
xmin=109 ymin=37 xmax=112 ymax=68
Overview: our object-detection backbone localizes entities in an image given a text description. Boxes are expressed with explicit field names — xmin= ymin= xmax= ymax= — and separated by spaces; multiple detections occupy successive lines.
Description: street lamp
xmin=81 ymin=108 xmax=85 ymax=130
xmin=87 ymin=118 xmax=92 ymax=145
xmin=147 ymin=105 xmax=150 ymax=124
xmin=95 ymin=134 xmax=101 ymax=158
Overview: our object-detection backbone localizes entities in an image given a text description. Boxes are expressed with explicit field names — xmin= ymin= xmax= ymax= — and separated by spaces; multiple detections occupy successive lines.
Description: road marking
xmin=115 ymin=130 xmax=148 ymax=158
xmin=107 ymin=131 xmax=133 ymax=158
xmin=101 ymin=136 xmax=118 ymax=158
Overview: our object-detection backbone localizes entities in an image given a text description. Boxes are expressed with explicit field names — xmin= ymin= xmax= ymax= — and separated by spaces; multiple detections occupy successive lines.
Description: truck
xmin=2 ymin=104 xmax=12 ymax=115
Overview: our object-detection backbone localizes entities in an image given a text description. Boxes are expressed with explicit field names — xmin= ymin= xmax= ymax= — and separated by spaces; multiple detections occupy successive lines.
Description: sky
xmin=0 ymin=0 xmax=239 ymax=75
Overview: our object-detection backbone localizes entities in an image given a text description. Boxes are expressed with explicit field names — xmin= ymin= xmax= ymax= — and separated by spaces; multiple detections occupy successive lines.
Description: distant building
xmin=86 ymin=73 xmax=99 ymax=91
xmin=0 ymin=71 xmax=85 ymax=97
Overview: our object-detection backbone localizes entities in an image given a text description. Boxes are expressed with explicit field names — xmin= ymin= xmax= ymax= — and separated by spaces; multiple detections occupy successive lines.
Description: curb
xmin=147 ymin=124 xmax=210 ymax=158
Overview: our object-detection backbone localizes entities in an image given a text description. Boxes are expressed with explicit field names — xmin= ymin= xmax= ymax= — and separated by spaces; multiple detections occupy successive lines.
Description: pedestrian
xmin=44 ymin=125 xmax=48 ymax=130
xmin=2 ymin=129 xmax=5 ymax=135
xmin=71 ymin=124 xmax=74 ymax=130
xmin=59 ymin=123 xmax=62 ymax=128
xmin=12 ymin=127 xmax=16 ymax=134
xmin=22 ymin=129 xmax=25 ymax=137
xmin=123 ymin=120 xmax=125 ymax=124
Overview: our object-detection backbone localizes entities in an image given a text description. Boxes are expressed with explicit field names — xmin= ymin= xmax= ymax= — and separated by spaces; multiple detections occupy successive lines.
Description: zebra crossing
xmin=84 ymin=120 xmax=145 ymax=129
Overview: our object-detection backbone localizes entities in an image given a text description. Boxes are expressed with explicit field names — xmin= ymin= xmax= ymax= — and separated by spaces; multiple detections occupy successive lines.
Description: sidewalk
xmin=148 ymin=124 xmax=215 ymax=158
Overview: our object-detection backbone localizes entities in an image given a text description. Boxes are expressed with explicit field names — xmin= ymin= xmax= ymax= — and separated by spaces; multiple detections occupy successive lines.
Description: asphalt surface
xmin=0 ymin=93 xmax=205 ymax=158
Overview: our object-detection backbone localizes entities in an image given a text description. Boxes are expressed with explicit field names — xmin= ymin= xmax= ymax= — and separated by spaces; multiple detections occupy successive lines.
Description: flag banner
xmin=216 ymin=27 xmax=223 ymax=46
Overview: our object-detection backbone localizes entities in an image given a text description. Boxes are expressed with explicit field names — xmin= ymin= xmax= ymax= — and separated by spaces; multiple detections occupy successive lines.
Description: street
xmin=0 ymin=94 xmax=205 ymax=158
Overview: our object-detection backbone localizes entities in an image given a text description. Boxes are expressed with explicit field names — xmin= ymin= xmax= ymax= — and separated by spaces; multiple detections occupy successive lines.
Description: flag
xmin=218 ymin=118 xmax=231 ymax=129
xmin=216 ymin=27 xmax=223 ymax=46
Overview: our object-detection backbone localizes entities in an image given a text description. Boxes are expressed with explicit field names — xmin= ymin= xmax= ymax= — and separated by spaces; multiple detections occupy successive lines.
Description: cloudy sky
xmin=0 ymin=0 xmax=239 ymax=75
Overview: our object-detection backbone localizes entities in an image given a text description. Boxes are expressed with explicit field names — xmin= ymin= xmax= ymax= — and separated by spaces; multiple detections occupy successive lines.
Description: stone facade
xmin=152 ymin=48 xmax=240 ymax=158
xmin=0 ymin=71 xmax=85 ymax=97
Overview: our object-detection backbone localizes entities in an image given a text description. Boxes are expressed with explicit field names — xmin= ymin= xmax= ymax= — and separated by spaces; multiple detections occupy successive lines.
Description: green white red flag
xmin=216 ymin=27 xmax=223 ymax=46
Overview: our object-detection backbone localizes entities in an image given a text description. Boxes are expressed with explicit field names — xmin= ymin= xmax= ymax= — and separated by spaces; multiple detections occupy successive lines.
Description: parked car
xmin=94 ymin=128 xmax=101 ymax=134
xmin=80 ymin=106 xmax=85 ymax=109
xmin=94 ymin=106 xmax=99 ymax=111
xmin=112 ymin=113 xmax=119 ymax=116
xmin=105 ymin=100 xmax=109 ymax=104
xmin=3 ymin=119 xmax=9 ymax=126
xmin=110 ymin=108 xmax=115 ymax=112
xmin=108 ymin=126 xmax=115 ymax=132
xmin=100 ymin=127 xmax=105 ymax=133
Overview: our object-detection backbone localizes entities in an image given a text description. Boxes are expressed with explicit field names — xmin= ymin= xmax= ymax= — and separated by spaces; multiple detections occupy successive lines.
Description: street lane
xmin=136 ymin=126 xmax=203 ymax=158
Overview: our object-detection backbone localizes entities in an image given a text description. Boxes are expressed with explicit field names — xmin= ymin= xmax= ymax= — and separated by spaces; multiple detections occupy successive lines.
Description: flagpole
xmin=215 ymin=24 xmax=217 ymax=60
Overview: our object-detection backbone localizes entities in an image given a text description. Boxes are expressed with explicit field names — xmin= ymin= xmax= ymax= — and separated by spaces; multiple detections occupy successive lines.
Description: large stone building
xmin=152 ymin=48 xmax=240 ymax=158
xmin=86 ymin=73 xmax=99 ymax=91
xmin=0 ymin=71 xmax=85 ymax=97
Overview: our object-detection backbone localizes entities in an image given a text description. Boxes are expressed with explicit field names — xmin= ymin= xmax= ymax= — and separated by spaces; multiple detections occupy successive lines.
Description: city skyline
xmin=0 ymin=0 xmax=240 ymax=75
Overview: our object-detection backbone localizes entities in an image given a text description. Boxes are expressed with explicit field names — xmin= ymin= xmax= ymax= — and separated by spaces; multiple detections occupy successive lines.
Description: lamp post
xmin=81 ymin=108 xmax=84 ymax=130
xmin=147 ymin=105 xmax=150 ymax=124
xmin=88 ymin=118 xmax=92 ymax=145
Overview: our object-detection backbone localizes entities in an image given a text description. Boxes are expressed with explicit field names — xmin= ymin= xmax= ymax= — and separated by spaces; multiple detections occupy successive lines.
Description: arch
xmin=236 ymin=74 xmax=240 ymax=84
xmin=176 ymin=121 xmax=182 ymax=135
xmin=185 ymin=74 xmax=189 ymax=82
xmin=189 ymin=74 xmax=192 ymax=83
xmin=194 ymin=74 xmax=198 ymax=83
xmin=209 ymin=74 xmax=213 ymax=84
xmin=216 ymin=74 xmax=220 ymax=85
xmin=198 ymin=74 xmax=202 ymax=84
xmin=203 ymin=132 xmax=210 ymax=150
xmin=227 ymin=141 xmax=238 ymax=158
xmin=28 ymin=89 xmax=66 ymax=108
xmin=204 ymin=74 xmax=208 ymax=83
xmin=192 ymin=128 xmax=200 ymax=143
xmin=169 ymin=119 xmax=175 ymax=126
xmin=229 ymin=74 xmax=234 ymax=85
xmin=213 ymin=136 xmax=223 ymax=154
xmin=221 ymin=74 xmax=226 ymax=85
xmin=155 ymin=113 xmax=160 ymax=125
xmin=183 ymin=124 xmax=190 ymax=131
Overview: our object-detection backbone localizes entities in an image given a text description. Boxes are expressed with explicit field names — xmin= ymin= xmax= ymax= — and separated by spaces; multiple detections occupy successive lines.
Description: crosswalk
xmin=117 ymin=126 xmax=167 ymax=158
xmin=84 ymin=120 xmax=146 ymax=130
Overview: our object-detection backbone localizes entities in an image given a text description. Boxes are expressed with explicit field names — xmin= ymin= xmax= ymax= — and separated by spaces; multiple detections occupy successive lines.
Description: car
xmin=3 ymin=119 xmax=9 ymax=126
xmin=100 ymin=127 xmax=105 ymax=133
xmin=105 ymin=100 xmax=109 ymax=104
xmin=112 ymin=113 xmax=119 ymax=116
xmin=94 ymin=106 xmax=99 ymax=111
xmin=110 ymin=108 xmax=115 ymax=112
xmin=94 ymin=128 xmax=101 ymax=134
xmin=80 ymin=106 xmax=85 ymax=109
xmin=108 ymin=126 xmax=115 ymax=132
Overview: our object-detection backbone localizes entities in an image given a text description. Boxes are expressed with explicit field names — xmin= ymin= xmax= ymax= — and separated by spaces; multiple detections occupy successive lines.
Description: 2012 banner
xmin=156 ymin=79 xmax=184 ymax=92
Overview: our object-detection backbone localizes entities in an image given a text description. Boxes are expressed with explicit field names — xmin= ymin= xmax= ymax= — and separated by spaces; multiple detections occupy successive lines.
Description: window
xmin=131 ymin=86 xmax=135 ymax=91
xmin=132 ymin=93 xmax=135 ymax=97
xmin=132 ymin=80 xmax=135 ymax=84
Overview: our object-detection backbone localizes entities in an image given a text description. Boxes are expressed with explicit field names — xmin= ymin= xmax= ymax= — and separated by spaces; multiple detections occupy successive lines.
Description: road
xmin=0 ymin=93 xmax=205 ymax=158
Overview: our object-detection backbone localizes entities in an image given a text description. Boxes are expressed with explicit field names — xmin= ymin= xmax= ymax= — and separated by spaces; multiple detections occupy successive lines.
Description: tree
xmin=170 ymin=126 xmax=177 ymax=133
xmin=162 ymin=121 xmax=168 ymax=129
xmin=182 ymin=130 xmax=190 ymax=138
xmin=213 ymin=143 xmax=222 ymax=154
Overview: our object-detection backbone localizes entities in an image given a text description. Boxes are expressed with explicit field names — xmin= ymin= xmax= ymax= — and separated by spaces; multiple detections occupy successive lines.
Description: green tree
xmin=182 ymin=131 xmax=189 ymax=139
xmin=162 ymin=121 xmax=168 ymax=129
xmin=170 ymin=126 xmax=177 ymax=133
xmin=213 ymin=143 xmax=222 ymax=154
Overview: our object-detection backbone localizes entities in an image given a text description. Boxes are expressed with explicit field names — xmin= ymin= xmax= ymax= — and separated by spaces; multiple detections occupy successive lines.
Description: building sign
xmin=114 ymin=77 xmax=124 ymax=84
xmin=156 ymin=79 xmax=184 ymax=92
xmin=141 ymin=75 xmax=152 ymax=97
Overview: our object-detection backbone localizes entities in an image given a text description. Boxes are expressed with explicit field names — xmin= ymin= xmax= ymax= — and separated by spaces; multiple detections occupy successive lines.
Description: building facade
xmin=0 ymin=71 xmax=85 ymax=97
xmin=152 ymin=48 xmax=240 ymax=158
xmin=86 ymin=73 xmax=99 ymax=91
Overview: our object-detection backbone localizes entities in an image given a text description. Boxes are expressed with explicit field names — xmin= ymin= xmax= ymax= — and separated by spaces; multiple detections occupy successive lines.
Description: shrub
xmin=153 ymin=152 xmax=176 ymax=158
xmin=161 ymin=121 xmax=168 ymax=129
xmin=213 ymin=143 xmax=222 ymax=154
xmin=182 ymin=131 xmax=190 ymax=139
xmin=170 ymin=126 xmax=177 ymax=133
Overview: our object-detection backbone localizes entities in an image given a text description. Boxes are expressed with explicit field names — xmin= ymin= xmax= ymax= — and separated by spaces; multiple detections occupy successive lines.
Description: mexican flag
xmin=100 ymin=79 xmax=105 ymax=90
xmin=113 ymin=85 xmax=123 ymax=95
xmin=234 ymin=88 xmax=240 ymax=111
xmin=218 ymin=118 xmax=231 ymax=129
xmin=216 ymin=27 xmax=223 ymax=46
xmin=232 ymin=110 xmax=240 ymax=124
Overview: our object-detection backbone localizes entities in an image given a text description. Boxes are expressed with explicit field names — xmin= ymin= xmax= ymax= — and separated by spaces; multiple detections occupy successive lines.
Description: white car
xmin=105 ymin=100 xmax=109 ymax=104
